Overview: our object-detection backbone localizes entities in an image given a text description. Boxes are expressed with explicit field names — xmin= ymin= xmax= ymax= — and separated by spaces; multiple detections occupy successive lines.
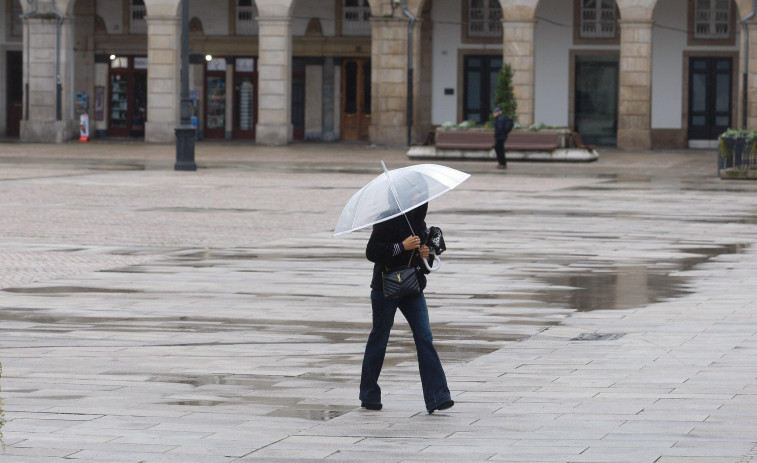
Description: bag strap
xmin=385 ymin=249 xmax=415 ymax=272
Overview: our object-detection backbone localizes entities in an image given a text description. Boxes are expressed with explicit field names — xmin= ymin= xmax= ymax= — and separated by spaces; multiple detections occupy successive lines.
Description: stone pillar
xmin=144 ymin=9 xmax=180 ymax=143
xmin=20 ymin=14 xmax=76 ymax=142
xmin=93 ymin=56 xmax=109 ymax=138
xmin=370 ymin=17 xmax=408 ymax=145
xmin=322 ymin=57 xmax=336 ymax=141
xmin=305 ymin=64 xmax=323 ymax=139
xmin=256 ymin=16 xmax=292 ymax=145
xmin=743 ymin=21 xmax=757 ymax=129
xmin=502 ymin=19 xmax=536 ymax=127
xmin=617 ymin=19 xmax=653 ymax=150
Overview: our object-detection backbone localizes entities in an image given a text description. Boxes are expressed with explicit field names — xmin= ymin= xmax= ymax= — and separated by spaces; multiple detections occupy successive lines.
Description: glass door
xmin=575 ymin=54 xmax=619 ymax=146
xmin=204 ymin=58 xmax=227 ymax=139
xmin=108 ymin=56 xmax=148 ymax=138
xmin=233 ymin=58 xmax=257 ymax=139
xmin=688 ymin=57 xmax=732 ymax=141
xmin=463 ymin=55 xmax=502 ymax=123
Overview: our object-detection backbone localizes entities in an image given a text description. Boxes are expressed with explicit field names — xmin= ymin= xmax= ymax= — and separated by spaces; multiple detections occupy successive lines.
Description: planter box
xmin=718 ymin=136 xmax=757 ymax=179
xmin=435 ymin=128 xmax=572 ymax=151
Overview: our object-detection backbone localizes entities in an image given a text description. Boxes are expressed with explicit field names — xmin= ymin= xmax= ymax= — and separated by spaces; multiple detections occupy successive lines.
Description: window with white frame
xmin=579 ymin=0 xmax=616 ymax=39
xmin=468 ymin=0 xmax=502 ymax=38
xmin=237 ymin=0 xmax=259 ymax=36
xmin=694 ymin=0 xmax=730 ymax=40
xmin=130 ymin=0 xmax=147 ymax=34
xmin=342 ymin=0 xmax=371 ymax=36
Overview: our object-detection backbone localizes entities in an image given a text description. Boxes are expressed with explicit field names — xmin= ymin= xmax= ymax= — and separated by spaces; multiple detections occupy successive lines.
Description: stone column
xmin=20 ymin=14 xmax=76 ymax=142
xmin=502 ymin=19 xmax=536 ymax=127
xmin=144 ymin=10 xmax=180 ymax=143
xmin=617 ymin=19 xmax=653 ymax=150
xmin=322 ymin=57 xmax=336 ymax=141
xmin=93 ymin=56 xmax=109 ymax=138
xmin=743 ymin=21 xmax=757 ymax=129
xmin=256 ymin=16 xmax=292 ymax=145
xmin=305 ymin=64 xmax=323 ymax=139
xmin=370 ymin=17 xmax=408 ymax=145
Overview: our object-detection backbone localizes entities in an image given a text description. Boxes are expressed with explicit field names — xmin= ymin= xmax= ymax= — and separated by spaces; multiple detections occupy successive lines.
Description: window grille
xmin=579 ymin=0 xmax=616 ymax=39
xmin=342 ymin=0 xmax=371 ymax=36
xmin=237 ymin=0 xmax=258 ymax=36
xmin=468 ymin=0 xmax=502 ymax=38
xmin=694 ymin=0 xmax=730 ymax=40
xmin=130 ymin=0 xmax=147 ymax=35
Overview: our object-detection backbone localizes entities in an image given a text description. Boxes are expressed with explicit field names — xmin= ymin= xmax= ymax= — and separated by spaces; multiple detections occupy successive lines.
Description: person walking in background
xmin=359 ymin=202 xmax=454 ymax=414
xmin=493 ymin=107 xmax=514 ymax=169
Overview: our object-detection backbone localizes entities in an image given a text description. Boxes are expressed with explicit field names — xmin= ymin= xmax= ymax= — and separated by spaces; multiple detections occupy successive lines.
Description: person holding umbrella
xmin=361 ymin=201 xmax=453 ymax=413
xmin=334 ymin=162 xmax=469 ymax=414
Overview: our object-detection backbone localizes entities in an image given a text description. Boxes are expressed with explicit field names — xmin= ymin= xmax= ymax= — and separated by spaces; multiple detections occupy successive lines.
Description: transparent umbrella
xmin=333 ymin=161 xmax=470 ymax=237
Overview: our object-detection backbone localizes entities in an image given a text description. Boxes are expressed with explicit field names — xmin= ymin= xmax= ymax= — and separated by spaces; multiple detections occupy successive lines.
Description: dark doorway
xmin=688 ymin=57 xmax=732 ymax=141
xmin=6 ymin=51 xmax=23 ymax=137
xmin=462 ymin=55 xmax=502 ymax=124
xmin=292 ymin=60 xmax=305 ymax=141
xmin=575 ymin=54 xmax=619 ymax=146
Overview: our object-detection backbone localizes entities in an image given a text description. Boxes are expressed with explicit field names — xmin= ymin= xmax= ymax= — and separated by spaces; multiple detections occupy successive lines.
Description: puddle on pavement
xmin=532 ymin=244 xmax=747 ymax=312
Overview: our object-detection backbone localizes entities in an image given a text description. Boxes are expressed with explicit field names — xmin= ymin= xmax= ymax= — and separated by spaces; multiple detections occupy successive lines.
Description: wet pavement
xmin=1 ymin=141 xmax=757 ymax=461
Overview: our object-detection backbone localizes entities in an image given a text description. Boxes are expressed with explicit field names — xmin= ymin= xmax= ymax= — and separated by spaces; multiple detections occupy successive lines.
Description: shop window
xmin=236 ymin=0 xmax=258 ymax=36
xmin=691 ymin=0 xmax=732 ymax=43
xmin=579 ymin=0 xmax=616 ymax=39
xmin=130 ymin=0 xmax=147 ymax=34
xmin=342 ymin=0 xmax=371 ymax=36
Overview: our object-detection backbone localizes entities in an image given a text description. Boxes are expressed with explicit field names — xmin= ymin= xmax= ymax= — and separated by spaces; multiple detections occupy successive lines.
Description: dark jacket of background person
xmin=494 ymin=113 xmax=514 ymax=141
xmin=366 ymin=203 xmax=434 ymax=291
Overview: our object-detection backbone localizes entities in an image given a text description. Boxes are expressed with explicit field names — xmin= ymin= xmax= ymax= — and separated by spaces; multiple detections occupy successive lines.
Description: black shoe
xmin=427 ymin=400 xmax=454 ymax=414
xmin=497 ymin=164 xmax=507 ymax=169
xmin=361 ymin=401 xmax=382 ymax=411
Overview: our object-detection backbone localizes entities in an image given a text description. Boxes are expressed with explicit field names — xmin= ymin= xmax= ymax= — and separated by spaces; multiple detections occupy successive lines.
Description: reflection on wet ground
xmin=2 ymin=241 xmax=749 ymax=422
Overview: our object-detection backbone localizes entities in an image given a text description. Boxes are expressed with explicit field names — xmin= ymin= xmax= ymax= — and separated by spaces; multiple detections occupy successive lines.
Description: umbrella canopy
xmin=333 ymin=162 xmax=470 ymax=236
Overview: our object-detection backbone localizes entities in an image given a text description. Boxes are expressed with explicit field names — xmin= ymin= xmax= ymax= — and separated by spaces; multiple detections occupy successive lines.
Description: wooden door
xmin=341 ymin=58 xmax=371 ymax=141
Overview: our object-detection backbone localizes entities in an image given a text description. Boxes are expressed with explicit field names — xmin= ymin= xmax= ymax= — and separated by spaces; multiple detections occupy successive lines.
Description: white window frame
xmin=694 ymin=0 xmax=731 ymax=40
xmin=579 ymin=0 xmax=616 ymax=39
xmin=342 ymin=0 xmax=371 ymax=36
xmin=236 ymin=1 xmax=258 ymax=36
xmin=130 ymin=0 xmax=147 ymax=35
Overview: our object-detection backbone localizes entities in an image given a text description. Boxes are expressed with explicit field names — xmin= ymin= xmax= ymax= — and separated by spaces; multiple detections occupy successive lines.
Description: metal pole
xmin=174 ymin=0 xmax=197 ymax=171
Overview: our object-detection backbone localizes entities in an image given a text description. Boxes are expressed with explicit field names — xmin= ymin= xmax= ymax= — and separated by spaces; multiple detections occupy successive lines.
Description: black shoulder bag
xmin=382 ymin=249 xmax=420 ymax=299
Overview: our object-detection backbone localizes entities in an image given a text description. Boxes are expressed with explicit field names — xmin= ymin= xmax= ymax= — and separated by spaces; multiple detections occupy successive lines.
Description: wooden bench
xmin=504 ymin=131 xmax=559 ymax=151
xmin=435 ymin=130 xmax=494 ymax=149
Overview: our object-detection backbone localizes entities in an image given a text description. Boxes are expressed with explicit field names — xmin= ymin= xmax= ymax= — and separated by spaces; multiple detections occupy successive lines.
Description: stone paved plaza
xmin=1 ymin=141 xmax=757 ymax=462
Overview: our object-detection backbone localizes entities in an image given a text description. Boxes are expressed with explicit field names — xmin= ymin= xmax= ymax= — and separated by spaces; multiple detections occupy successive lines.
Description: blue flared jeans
xmin=359 ymin=290 xmax=451 ymax=411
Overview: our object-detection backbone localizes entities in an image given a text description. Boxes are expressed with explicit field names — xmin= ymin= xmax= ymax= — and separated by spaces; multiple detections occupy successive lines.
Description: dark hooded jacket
xmin=366 ymin=203 xmax=434 ymax=292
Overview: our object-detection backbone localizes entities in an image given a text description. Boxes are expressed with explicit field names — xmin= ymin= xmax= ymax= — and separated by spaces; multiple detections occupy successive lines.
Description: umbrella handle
xmin=423 ymin=253 xmax=441 ymax=272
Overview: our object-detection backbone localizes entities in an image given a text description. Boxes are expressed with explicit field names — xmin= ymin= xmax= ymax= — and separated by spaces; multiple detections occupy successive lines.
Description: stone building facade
xmin=2 ymin=0 xmax=757 ymax=149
